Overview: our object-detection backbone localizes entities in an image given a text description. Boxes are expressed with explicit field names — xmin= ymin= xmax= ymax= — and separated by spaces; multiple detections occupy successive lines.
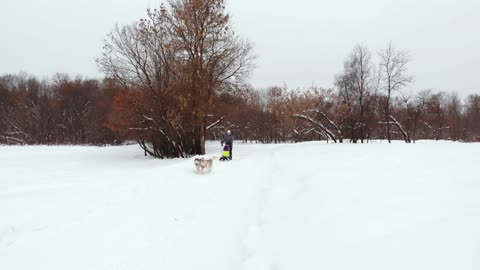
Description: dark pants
xmin=227 ymin=143 xmax=233 ymax=160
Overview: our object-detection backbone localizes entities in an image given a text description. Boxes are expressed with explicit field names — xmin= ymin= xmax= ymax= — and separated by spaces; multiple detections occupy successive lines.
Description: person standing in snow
xmin=221 ymin=130 xmax=234 ymax=160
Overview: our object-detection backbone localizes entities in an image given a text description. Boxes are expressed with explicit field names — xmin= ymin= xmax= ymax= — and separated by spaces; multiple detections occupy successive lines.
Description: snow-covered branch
xmin=293 ymin=113 xmax=337 ymax=143
xmin=423 ymin=121 xmax=450 ymax=140
xmin=388 ymin=115 xmax=410 ymax=143
xmin=206 ymin=116 xmax=226 ymax=130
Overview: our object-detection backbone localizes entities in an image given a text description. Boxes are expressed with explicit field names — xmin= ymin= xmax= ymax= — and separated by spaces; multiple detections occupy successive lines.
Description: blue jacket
xmin=222 ymin=134 xmax=234 ymax=145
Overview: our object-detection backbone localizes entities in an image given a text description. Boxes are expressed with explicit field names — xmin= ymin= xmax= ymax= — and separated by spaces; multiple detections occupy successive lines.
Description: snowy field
xmin=1 ymin=141 xmax=479 ymax=270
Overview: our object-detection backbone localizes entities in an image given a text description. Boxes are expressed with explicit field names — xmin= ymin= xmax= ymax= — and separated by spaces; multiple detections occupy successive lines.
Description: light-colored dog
xmin=194 ymin=156 xmax=216 ymax=174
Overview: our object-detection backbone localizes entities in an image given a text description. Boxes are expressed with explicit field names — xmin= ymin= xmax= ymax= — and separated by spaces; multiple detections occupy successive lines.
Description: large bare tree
xmin=378 ymin=42 xmax=414 ymax=143
xmin=97 ymin=0 xmax=254 ymax=157
xmin=168 ymin=0 xmax=255 ymax=154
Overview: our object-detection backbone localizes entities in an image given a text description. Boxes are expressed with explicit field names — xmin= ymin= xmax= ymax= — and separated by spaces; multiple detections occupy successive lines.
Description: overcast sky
xmin=1 ymin=0 xmax=479 ymax=96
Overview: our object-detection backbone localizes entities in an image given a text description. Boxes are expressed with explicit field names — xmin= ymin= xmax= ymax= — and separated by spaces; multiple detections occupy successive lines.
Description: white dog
xmin=193 ymin=155 xmax=217 ymax=174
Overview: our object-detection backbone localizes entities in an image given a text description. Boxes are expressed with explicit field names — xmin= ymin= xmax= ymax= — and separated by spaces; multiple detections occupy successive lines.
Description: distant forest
xmin=1 ymin=0 xmax=479 ymax=158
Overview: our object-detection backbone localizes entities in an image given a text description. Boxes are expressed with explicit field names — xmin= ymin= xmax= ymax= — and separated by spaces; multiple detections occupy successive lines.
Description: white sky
xmin=1 ymin=0 xmax=479 ymax=96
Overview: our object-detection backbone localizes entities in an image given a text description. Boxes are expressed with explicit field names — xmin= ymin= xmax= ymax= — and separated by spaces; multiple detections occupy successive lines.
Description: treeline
xmin=1 ymin=72 xmax=479 ymax=149
xmin=216 ymin=85 xmax=480 ymax=144
xmin=209 ymin=43 xmax=480 ymax=144
xmin=0 ymin=73 xmax=121 ymax=145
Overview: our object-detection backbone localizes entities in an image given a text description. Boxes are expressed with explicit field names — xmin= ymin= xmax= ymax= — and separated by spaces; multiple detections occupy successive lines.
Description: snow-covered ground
xmin=1 ymin=141 xmax=479 ymax=270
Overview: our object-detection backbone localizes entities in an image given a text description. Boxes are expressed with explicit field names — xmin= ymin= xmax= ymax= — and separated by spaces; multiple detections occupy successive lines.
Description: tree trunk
xmin=199 ymin=121 xmax=206 ymax=155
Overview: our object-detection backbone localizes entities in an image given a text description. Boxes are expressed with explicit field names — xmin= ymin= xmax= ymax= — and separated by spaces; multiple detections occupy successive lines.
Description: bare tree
xmin=446 ymin=92 xmax=462 ymax=141
xmin=411 ymin=90 xmax=431 ymax=142
xmin=378 ymin=42 xmax=414 ymax=143
xmin=97 ymin=0 xmax=255 ymax=157
xmin=424 ymin=92 xmax=449 ymax=140
xmin=168 ymin=0 xmax=255 ymax=154
xmin=337 ymin=44 xmax=373 ymax=143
